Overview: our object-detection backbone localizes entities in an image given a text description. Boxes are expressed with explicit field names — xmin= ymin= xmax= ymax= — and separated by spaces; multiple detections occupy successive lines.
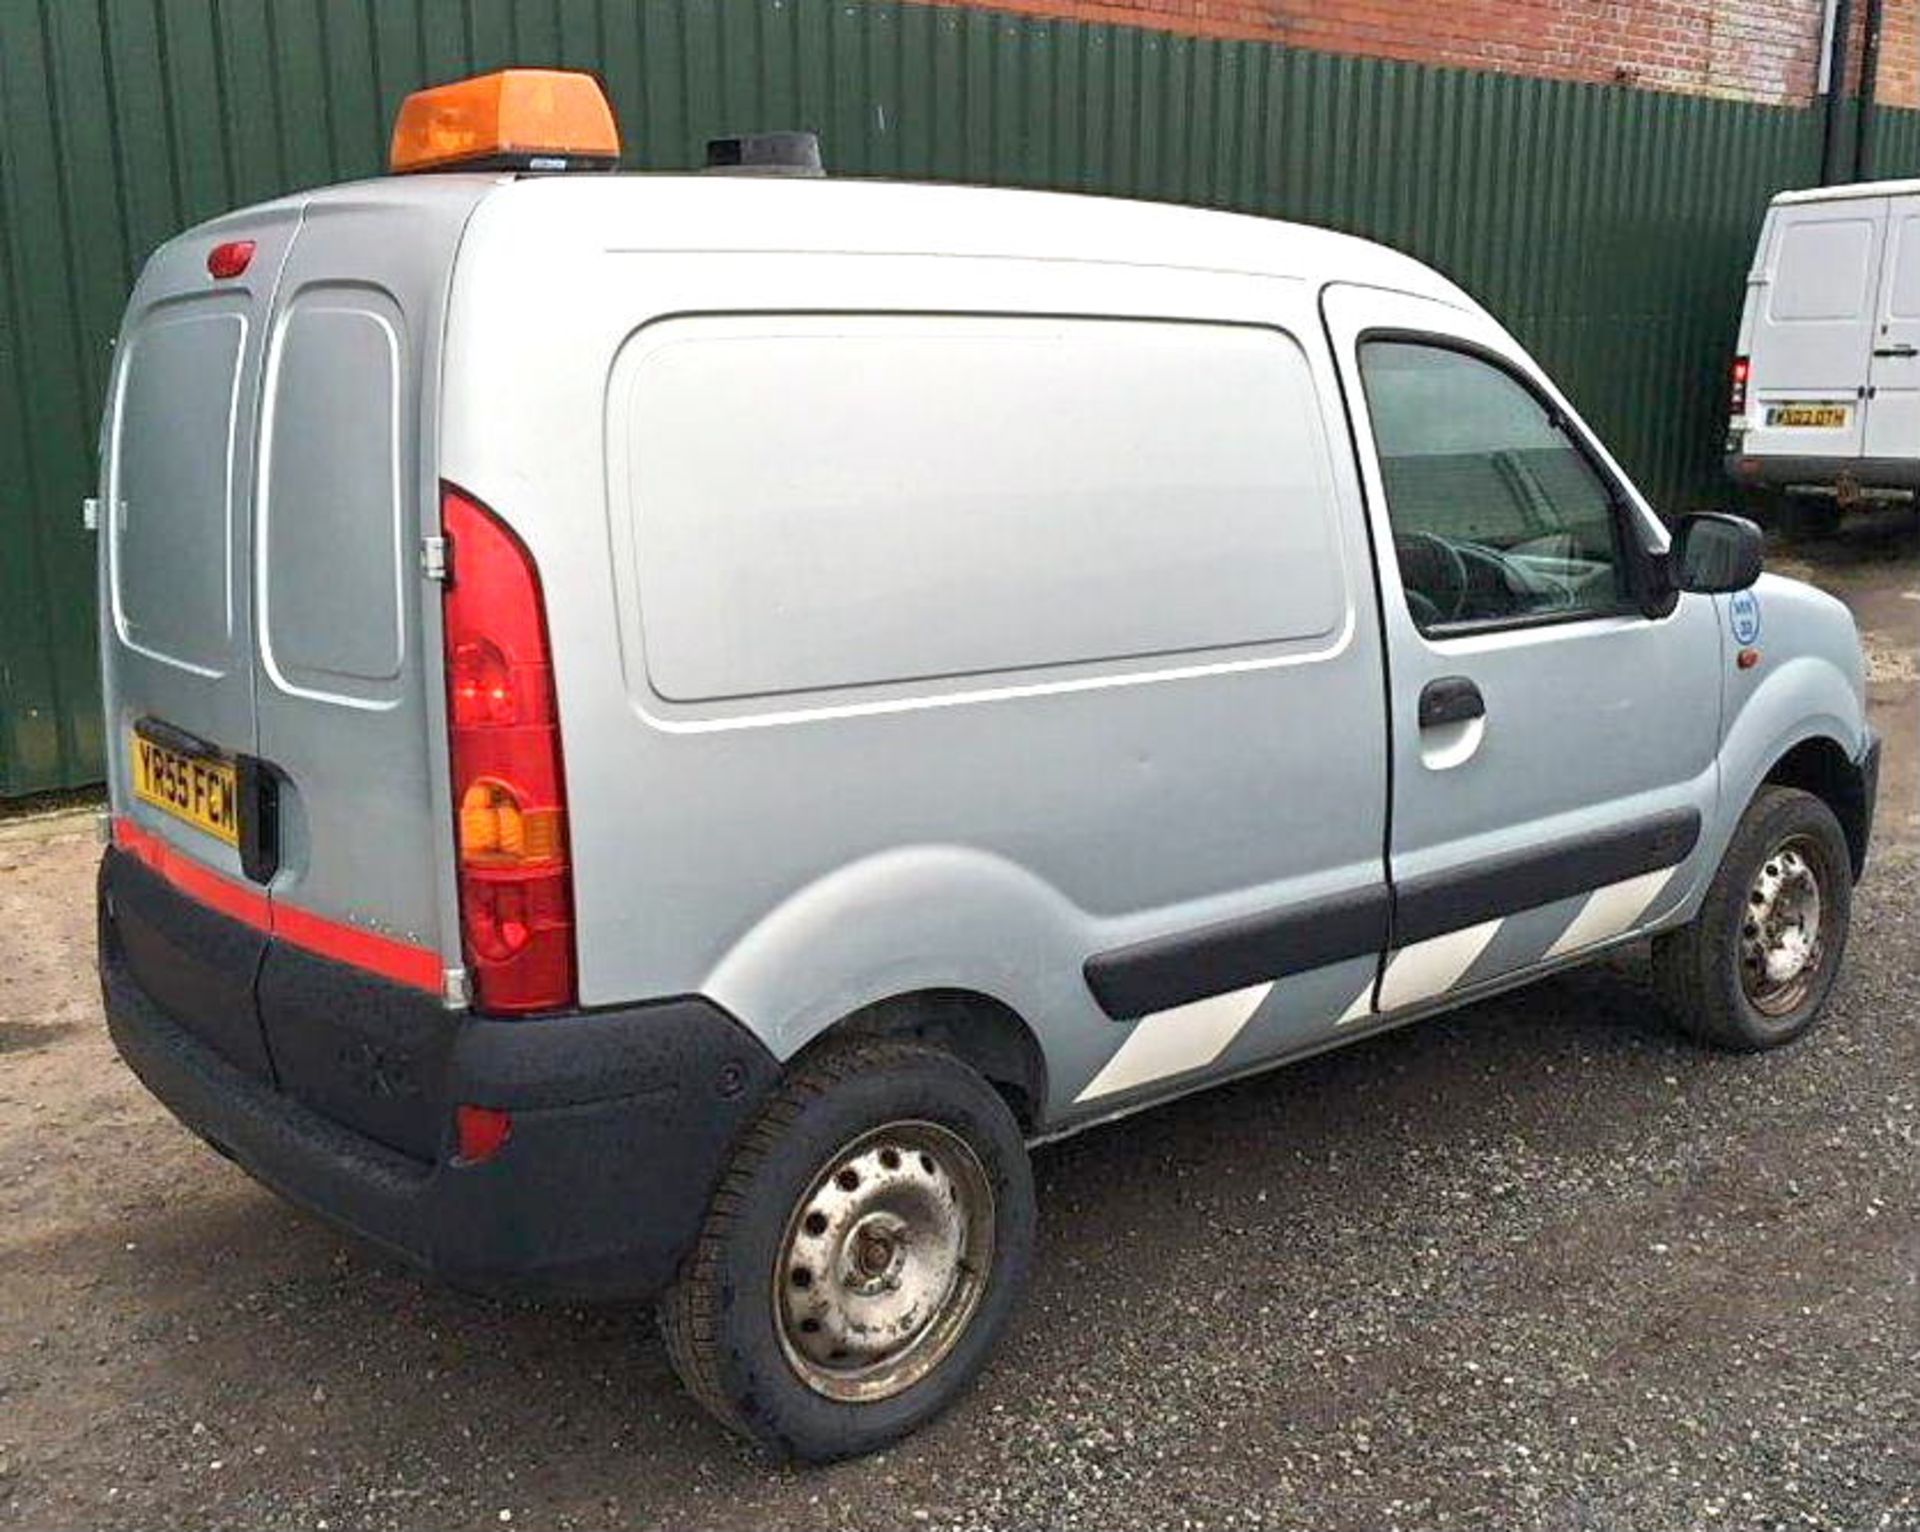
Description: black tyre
xmin=1777 ymin=493 xmax=1843 ymax=542
xmin=660 ymin=1036 xmax=1034 ymax=1461
xmin=1652 ymin=785 xmax=1852 ymax=1051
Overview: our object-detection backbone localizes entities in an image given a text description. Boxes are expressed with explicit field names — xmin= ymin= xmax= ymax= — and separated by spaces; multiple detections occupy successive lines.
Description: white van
xmin=98 ymin=72 xmax=1878 ymax=1460
xmin=1727 ymin=178 xmax=1920 ymax=537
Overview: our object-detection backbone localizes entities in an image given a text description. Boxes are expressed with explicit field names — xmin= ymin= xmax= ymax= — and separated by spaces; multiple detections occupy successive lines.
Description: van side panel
xmin=441 ymin=181 xmax=1394 ymax=1125
xmin=619 ymin=313 xmax=1346 ymax=701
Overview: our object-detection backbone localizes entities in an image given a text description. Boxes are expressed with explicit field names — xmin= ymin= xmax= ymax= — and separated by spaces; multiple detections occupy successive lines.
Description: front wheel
xmin=660 ymin=1036 xmax=1034 ymax=1461
xmin=1653 ymin=785 xmax=1853 ymax=1051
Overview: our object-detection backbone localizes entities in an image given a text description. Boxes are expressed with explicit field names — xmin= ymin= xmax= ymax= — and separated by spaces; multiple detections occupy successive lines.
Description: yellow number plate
xmin=1766 ymin=404 xmax=1849 ymax=429
xmin=130 ymin=727 xmax=240 ymax=847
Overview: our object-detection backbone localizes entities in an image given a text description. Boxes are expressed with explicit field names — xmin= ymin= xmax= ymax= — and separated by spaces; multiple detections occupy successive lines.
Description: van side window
xmin=1358 ymin=340 xmax=1633 ymax=635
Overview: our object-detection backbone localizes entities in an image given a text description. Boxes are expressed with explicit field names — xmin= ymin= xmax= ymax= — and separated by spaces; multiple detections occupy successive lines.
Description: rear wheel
xmin=1653 ymin=785 xmax=1852 ymax=1051
xmin=660 ymin=1036 xmax=1034 ymax=1461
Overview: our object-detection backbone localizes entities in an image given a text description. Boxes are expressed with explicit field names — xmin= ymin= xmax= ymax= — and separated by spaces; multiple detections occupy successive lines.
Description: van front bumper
xmin=98 ymin=847 xmax=778 ymax=1300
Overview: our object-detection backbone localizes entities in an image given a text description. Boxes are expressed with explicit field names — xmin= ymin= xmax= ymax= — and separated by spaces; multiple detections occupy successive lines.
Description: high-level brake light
xmin=207 ymin=240 xmax=255 ymax=279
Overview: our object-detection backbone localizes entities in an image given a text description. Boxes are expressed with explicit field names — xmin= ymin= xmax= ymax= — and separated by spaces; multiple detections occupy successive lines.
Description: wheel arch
xmin=800 ymin=988 xmax=1049 ymax=1135
xmin=1761 ymin=734 xmax=1872 ymax=878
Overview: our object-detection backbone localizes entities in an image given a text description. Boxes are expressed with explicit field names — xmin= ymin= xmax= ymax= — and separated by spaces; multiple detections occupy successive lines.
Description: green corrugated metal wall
xmin=4 ymin=0 xmax=1918 ymax=795
xmin=1872 ymin=102 xmax=1920 ymax=176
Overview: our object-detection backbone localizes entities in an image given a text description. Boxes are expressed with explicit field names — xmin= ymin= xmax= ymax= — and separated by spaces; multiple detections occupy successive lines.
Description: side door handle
xmin=1419 ymin=675 xmax=1485 ymax=729
xmin=1873 ymin=342 xmax=1918 ymax=358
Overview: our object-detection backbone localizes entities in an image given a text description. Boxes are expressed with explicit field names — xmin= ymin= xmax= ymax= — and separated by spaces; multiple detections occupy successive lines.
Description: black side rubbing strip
xmin=1084 ymin=884 xmax=1391 ymax=1022
xmin=1393 ymin=807 xmax=1701 ymax=948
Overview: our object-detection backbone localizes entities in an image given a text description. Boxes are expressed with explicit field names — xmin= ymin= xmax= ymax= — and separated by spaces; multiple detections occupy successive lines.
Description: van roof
xmin=1771 ymin=177 xmax=1920 ymax=206
xmin=263 ymin=171 xmax=1475 ymax=308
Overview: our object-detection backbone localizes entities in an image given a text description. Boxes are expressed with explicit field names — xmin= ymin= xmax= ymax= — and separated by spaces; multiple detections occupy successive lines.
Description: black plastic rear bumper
xmin=98 ymin=847 xmax=778 ymax=1299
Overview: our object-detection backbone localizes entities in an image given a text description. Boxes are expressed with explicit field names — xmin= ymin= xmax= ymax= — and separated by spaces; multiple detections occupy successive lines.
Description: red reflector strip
xmin=274 ymin=900 xmax=444 ymax=993
xmin=114 ymin=815 xmax=268 ymax=928
xmin=112 ymin=816 xmax=441 ymax=995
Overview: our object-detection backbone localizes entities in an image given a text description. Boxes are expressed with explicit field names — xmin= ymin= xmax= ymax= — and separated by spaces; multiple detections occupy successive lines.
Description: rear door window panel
xmin=110 ymin=301 xmax=248 ymax=674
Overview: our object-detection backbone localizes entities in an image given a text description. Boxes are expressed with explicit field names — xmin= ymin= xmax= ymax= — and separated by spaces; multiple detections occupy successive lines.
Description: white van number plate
xmin=1765 ymin=404 xmax=1849 ymax=429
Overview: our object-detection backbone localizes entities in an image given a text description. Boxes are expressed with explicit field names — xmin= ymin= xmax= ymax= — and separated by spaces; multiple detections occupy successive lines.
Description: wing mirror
xmin=1670 ymin=512 xmax=1764 ymax=595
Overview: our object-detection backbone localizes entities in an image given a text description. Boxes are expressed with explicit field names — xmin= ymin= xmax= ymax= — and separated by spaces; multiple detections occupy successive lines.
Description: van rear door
xmin=104 ymin=203 xmax=301 ymax=887
xmin=106 ymin=179 xmax=491 ymax=1036
xmin=1747 ymin=196 xmax=1887 ymax=461
xmin=1863 ymin=194 xmax=1920 ymax=462
xmin=248 ymin=185 xmax=477 ymax=997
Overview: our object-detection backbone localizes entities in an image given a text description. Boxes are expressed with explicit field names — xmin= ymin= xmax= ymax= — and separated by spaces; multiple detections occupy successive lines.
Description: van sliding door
xmin=1863 ymin=199 xmax=1920 ymax=464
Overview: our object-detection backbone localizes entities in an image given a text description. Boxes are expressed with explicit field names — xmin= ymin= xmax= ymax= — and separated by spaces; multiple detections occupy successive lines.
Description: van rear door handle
xmin=1418 ymin=676 xmax=1485 ymax=729
xmin=1873 ymin=342 xmax=1918 ymax=358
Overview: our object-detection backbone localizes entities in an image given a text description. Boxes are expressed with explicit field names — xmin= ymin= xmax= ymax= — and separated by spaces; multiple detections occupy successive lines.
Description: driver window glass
xmin=1359 ymin=340 xmax=1633 ymax=634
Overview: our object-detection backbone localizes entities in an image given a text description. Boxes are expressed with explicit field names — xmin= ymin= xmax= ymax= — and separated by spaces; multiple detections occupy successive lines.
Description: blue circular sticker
xmin=1729 ymin=588 xmax=1762 ymax=645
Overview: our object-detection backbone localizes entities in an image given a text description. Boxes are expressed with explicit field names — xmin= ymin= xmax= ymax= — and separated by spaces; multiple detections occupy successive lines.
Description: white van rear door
xmin=1748 ymin=197 xmax=1887 ymax=460
xmin=1863 ymin=196 xmax=1920 ymax=461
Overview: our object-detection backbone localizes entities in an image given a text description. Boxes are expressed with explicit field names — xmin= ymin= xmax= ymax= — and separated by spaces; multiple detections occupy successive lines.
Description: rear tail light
xmin=1730 ymin=354 xmax=1750 ymax=416
xmin=441 ymin=484 xmax=576 ymax=1014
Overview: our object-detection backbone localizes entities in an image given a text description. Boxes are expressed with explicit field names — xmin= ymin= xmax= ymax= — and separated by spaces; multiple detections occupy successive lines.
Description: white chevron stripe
xmin=1334 ymin=979 xmax=1376 ymax=1026
xmin=1076 ymin=981 xmax=1273 ymax=1102
xmin=1543 ymin=868 xmax=1675 ymax=959
xmin=1377 ymin=918 xmax=1503 ymax=1011
xmin=1077 ymin=867 xmax=1681 ymax=1104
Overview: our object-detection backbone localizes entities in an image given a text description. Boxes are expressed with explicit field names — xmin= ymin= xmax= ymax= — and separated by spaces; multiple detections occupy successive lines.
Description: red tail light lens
xmin=442 ymin=485 xmax=576 ymax=1014
xmin=1730 ymin=354 xmax=1750 ymax=415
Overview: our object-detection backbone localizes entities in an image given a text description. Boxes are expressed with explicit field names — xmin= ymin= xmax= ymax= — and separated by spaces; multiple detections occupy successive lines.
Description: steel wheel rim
xmin=1739 ymin=834 xmax=1826 ymax=1017
xmin=774 ymin=1121 xmax=995 ymax=1404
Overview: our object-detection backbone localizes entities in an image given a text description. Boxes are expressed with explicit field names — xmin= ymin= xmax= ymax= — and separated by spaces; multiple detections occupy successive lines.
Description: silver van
xmin=97 ymin=72 xmax=1879 ymax=1460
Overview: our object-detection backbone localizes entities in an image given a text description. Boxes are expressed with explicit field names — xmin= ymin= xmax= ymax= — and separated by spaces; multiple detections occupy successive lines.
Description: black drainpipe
xmin=1853 ymin=0 xmax=1885 ymax=182
xmin=1820 ymin=0 xmax=1856 ymax=184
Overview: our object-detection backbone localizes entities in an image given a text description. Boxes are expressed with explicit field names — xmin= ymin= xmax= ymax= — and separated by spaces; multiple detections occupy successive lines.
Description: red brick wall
xmin=1876 ymin=1 xmax=1919 ymax=109
xmin=921 ymin=1 xmax=1919 ymax=110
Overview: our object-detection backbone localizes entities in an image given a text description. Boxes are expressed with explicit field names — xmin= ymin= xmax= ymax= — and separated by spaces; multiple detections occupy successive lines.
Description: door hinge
xmin=82 ymin=496 xmax=99 ymax=532
xmin=442 ymin=966 xmax=472 ymax=1009
xmin=420 ymin=535 xmax=450 ymax=582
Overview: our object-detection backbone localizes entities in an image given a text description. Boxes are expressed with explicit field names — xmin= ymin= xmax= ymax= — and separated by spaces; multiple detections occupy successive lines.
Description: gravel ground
xmin=1 ymin=530 xmax=1914 ymax=1531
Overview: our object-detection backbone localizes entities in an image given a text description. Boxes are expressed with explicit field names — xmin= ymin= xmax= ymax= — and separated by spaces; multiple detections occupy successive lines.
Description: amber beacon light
xmin=389 ymin=69 xmax=620 ymax=174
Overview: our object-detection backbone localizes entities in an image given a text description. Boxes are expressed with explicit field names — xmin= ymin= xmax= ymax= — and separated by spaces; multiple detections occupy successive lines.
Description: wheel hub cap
xmin=775 ymin=1121 xmax=995 ymax=1402
xmin=1740 ymin=838 xmax=1824 ymax=1015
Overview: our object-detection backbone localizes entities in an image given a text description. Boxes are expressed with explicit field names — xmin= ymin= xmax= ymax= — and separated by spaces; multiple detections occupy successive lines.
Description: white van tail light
xmin=441 ymin=485 xmax=576 ymax=1014
xmin=1729 ymin=354 xmax=1750 ymax=416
